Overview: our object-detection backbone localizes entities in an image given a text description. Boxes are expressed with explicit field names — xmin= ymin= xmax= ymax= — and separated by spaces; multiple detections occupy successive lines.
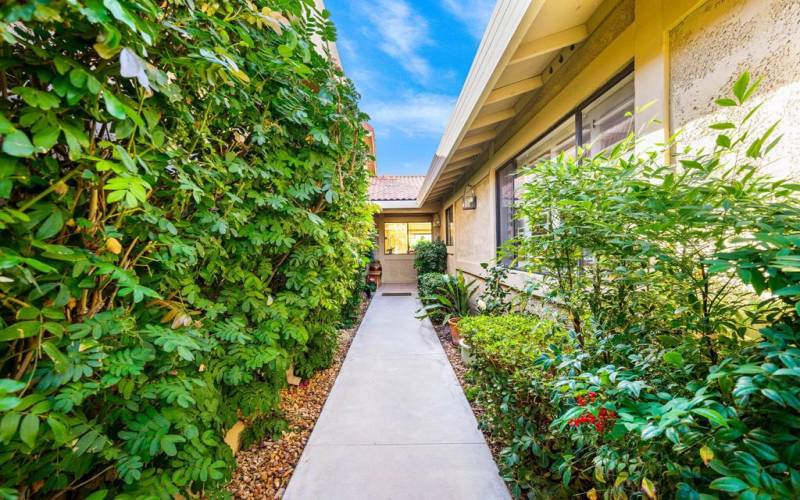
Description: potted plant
xmin=417 ymin=272 xmax=478 ymax=344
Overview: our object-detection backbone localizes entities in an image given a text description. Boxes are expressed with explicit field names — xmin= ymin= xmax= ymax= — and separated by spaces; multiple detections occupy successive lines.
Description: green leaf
xmin=2 ymin=131 xmax=35 ymax=157
xmin=33 ymin=126 xmax=60 ymax=151
xmin=85 ymin=490 xmax=108 ymax=500
xmin=42 ymin=341 xmax=69 ymax=370
xmin=0 ymin=412 xmax=21 ymax=443
xmin=663 ymin=351 xmax=684 ymax=367
xmin=0 ymin=112 xmax=15 ymax=134
xmin=0 ymin=379 xmax=26 ymax=394
xmin=709 ymin=476 xmax=748 ymax=493
xmin=47 ymin=415 xmax=69 ymax=444
xmin=692 ymin=408 xmax=729 ymax=428
xmin=20 ymin=414 xmax=39 ymax=447
xmin=715 ymin=98 xmax=737 ymax=107
xmin=709 ymin=122 xmax=735 ymax=130
xmin=732 ymin=71 xmax=750 ymax=103
xmin=0 ymin=321 xmax=41 ymax=341
xmin=36 ymin=209 xmax=64 ymax=239
xmin=103 ymin=91 xmax=128 ymax=120
xmin=0 ymin=397 xmax=21 ymax=411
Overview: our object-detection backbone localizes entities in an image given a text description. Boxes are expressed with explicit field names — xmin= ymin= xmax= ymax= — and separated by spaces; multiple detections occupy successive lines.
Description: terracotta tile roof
xmin=368 ymin=175 xmax=424 ymax=201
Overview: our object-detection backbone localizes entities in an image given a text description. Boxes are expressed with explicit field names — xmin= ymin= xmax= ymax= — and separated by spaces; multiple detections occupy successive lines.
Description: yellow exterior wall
xmin=442 ymin=0 xmax=799 ymax=286
xmin=668 ymin=0 xmax=800 ymax=180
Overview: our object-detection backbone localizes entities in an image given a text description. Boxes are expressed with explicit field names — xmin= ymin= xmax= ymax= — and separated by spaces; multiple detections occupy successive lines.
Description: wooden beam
xmin=459 ymin=130 xmax=497 ymax=149
xmin=440 ymin=168 xmax=468 ymax=183
xmin=485 ymin=76 xmax=543 ymax=105
xmin=447 ymin=159 xmax=473 ymax=170
xmin=510 ymin=25 xmax=588 ymax=65
xmin=451 ymin=147 xmax=482 ymax=163
xmin=469 ymin=108 xmax=515 ymax=130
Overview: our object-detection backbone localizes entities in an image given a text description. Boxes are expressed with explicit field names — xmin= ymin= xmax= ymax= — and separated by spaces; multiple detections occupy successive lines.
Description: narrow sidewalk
xmin=284 ymin=284 xmax=509 ymax=500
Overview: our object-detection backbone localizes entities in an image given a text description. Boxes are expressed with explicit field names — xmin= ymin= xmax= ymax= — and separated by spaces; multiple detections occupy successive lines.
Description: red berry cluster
xmin=569 ymin=393 xmax=617 ymax=433
xmin=575 ymin=391 xmax=598 ymax=406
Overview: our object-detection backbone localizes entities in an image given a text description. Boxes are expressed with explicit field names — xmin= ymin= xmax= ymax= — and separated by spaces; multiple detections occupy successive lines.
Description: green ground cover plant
xmin=466 ymin=74 xmax=800 ymax=499
xmin=0 ymin=1 xmax=373 ymax=497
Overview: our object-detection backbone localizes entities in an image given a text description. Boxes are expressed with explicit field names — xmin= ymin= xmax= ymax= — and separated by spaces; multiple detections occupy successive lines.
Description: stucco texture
xmin=669 ymin=0 xmax=800 ymax=180
xmin=454 ymin=175 xmax=494 ymax=270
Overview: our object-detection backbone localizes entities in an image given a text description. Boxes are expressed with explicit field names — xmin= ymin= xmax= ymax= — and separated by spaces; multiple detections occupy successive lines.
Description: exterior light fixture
xmin=462 ymin=184 xmax=477 ymax=210
xmin=432 ymin=213 xmax=441 ymax=227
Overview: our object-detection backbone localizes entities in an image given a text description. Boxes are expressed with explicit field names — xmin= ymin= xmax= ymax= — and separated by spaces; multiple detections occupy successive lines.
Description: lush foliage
xmin=0 ymin=1 xmax=373 ymax=497
xmin=460 ymin=314 xmax=566 ymax=369
xmin=467 ymin=74 xmax=800 ymax=499
xmin=477 ymin=262 xmax=514 ymax=316
xmin=413 ymin=240 xmax=447 ymax=277
xmin=417 ymin=272 xmax=478 ymax=324
xmin=417 ymin=272 xmax=448 ymax=324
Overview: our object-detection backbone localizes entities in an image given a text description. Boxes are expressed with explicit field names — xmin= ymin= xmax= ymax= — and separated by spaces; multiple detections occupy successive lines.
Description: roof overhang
xmin=373 ymin=200 xmax=418 ymax=210
xmin=418 ymin=0 xmax=606 ymax=206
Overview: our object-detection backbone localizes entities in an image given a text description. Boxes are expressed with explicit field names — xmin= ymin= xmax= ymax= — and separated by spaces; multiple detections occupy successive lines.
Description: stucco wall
xmin=453 ymin=174 xmax=494 ymax=273
xmin=669 ymin=0 xmax=800 ymax=180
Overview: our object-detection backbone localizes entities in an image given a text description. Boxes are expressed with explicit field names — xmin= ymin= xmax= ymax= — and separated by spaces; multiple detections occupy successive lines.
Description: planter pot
xmin=458 ymin=339 xmax=474 ymax=366
xmin=448 ymin=317 xmax=461 ymax=344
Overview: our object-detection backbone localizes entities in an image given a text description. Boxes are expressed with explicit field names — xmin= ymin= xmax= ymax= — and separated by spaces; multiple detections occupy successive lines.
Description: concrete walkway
xmin=284 ymin=284 xmax=509 ymax=500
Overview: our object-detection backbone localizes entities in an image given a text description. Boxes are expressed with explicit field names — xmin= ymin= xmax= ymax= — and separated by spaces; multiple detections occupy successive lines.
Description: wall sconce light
xmin=462 ymin=184 xmax=477 ymax=210
xmin=432 ymin=213 xmax=441 ymax=227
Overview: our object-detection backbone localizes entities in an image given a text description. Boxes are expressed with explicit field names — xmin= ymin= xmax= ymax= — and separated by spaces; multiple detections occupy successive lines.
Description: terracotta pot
xmin=448 ymin=317 xmax=461 ymax=344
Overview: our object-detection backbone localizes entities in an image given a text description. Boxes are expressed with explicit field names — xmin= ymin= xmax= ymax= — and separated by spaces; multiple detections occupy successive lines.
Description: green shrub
xmin=417 ymin=272 xmax=448 ymax=323
xmin=294 ymin=323 xmax=339 ymax=379
xmin=418 ymin=272 xmax=448 ymax=298
xmin=0 ymin=1 xmax=373 ymax=497
xmin=417 ymin=272 xmax=477 ymax=324
xmin=477 ymin=263 xmax=514 ymax=315
xmin=414 ymin=240 xmax=447 ymax=276
xmin=459 ymin=314 xmax=566 ymax=368
xmin=467 ymin=74 xmax=800 ymax=499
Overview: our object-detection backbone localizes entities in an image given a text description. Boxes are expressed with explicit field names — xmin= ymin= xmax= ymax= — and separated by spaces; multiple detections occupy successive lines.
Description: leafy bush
xmin=0 ymin=1 xmax=372 ymax=497
xmin=418 ymin=272 xmax=448 ymax=298
xmin=459 ymin=314 xmax=566 ymax=368
xmin=418 ymin=272 xmax=448 ymax=323
xmin=414 ymin=240 xmax=447 ymax=276
xmin=478 ymin=263 xmax=514 ymax=315
xmin=467 ymin=74 xmax=800 ymax=498
xmin=417 ymin=273 xmax=478 ymax=324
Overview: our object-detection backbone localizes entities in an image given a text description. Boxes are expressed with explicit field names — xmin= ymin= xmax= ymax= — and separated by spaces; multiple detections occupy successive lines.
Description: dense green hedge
xmin=468 ymin=75 xmax=800 ymax=498
xmin=460 ymin=314 xmax=566 ymax=369
xmin=0 ymin=1 xmax=373 ymax=497
xmin=413 ymin=240 xmax=447 ymax=277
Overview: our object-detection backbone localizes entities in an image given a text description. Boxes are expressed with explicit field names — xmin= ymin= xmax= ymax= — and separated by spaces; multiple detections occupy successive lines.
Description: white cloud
xmin=359 ymin=0 xmax=433 ymax=82
xmin=441 ymin=0 xmax=495 ymax=39
xmin=365 ymin=92 xmax=456 ymax=137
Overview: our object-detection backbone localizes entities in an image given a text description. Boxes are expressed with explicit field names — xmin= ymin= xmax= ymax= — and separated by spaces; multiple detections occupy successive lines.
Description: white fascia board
xmin=375 ymin=200 xmax=418 ymax=210
xmin=417 ymin=0 xmax=544 ymax=206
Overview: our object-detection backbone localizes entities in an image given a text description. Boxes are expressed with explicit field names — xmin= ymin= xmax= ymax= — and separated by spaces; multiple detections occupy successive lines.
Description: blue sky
xmin=325 ymin=0 xmax=495 ymax=175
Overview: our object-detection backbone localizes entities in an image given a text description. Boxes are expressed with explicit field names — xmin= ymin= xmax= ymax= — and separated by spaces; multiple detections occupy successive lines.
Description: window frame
xmin=494 ymin=64 xmax=635 ymax=262
xmin=383 ymin=221 xmax=433 ymax=255
xmin=445 ymin=205 xmax=454 ymax=246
